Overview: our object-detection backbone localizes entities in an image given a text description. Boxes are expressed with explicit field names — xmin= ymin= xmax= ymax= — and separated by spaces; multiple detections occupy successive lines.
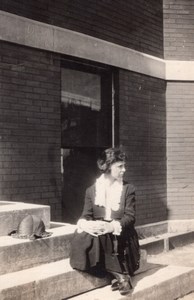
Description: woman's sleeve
xmin=79 ymin=187 xmax=94 ymax=220
xmin=120 ymin=184 xmax=136 ymax=229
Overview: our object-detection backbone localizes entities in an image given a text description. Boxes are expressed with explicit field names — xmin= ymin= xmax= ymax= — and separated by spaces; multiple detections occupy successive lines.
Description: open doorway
xmin=61 ymin=59 xmax=113 ymax=223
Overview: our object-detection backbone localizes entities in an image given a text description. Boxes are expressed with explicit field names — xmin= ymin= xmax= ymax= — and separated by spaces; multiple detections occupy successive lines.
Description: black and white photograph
xmin=0 ymin=1 xmax=194 ymax=299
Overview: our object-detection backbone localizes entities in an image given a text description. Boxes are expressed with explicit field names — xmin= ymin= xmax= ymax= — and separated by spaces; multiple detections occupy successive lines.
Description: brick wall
xmin=118 ymin=70 xmax=167 ymax=225
xmin=163 ymin=0 xmax=194 ymax=60
xmin=166 ymin=82 xmax=194 ymax=219
xmin=0 ymin=1 xmax=170 ymax=225
xmin=164 ymin=0 xmax=194 ymax=219
xmin=0 ymin=42 xmax=62 ymax=221
xmin=0 ymin=0 xmax=163 ymax=58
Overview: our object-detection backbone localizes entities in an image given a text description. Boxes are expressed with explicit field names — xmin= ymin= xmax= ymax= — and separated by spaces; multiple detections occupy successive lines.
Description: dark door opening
xmin=61 ymin=60 xmax=113 ymax=223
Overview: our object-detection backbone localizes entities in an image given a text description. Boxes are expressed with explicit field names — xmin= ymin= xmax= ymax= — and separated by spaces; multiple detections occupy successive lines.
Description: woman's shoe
xmin=111 ymin=279 xmax=119 ymax=291
xmin=118 ymin=275 xmax=133 ymax=295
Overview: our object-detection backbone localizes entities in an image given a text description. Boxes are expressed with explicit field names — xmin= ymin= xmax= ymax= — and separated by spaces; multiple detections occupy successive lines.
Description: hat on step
xmin=9 ymin=214 xmax=52 ymax=240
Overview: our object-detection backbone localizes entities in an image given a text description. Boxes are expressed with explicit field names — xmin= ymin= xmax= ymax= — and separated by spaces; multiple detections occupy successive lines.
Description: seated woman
xmin=70 ymin=148 xmax=140 ymax=295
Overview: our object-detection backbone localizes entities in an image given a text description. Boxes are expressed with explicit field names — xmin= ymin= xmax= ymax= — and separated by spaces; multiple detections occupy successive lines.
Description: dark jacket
xmin=70 ymin=182 xmax=140 ymax=275
xmin=81 ymin=182 xmax=136 ymax=228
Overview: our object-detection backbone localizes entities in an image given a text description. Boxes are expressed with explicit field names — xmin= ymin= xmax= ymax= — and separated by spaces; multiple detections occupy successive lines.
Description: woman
xmin=70 ymin=148 xmax=140 ymax=295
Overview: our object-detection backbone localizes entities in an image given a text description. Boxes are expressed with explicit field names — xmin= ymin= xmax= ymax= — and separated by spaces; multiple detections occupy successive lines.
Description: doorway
xmin=61 ymin=59 xmax=113 ymax=223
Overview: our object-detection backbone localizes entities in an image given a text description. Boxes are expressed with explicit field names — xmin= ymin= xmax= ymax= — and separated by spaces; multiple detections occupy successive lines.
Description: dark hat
xmin=9 ymin=214 xmax=52 ymax=240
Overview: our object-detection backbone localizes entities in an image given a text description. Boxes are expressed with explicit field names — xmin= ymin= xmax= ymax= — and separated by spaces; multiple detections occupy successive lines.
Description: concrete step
xmin=68 ymin=264 xmax=194 ymax=300
xmin=139 ymin=230 xmax=194 ymax=255
xmin=0 ymin=223 xmax=147 ymax=276
xmin=0 ymin=201 xmax=50 ymax=236
xmin=1 ymin=244 xmax=194 ymax=300
xmin=178 ymin=292 xmax=194 ymax=300
xmin=147 ymin=243 xmax=194 ymax=269
xmin=0 ymin=224 xmax=76 ymax=275
xmin=0 ymin=251 xmax=152 ymax=300
xmin=1 ymin=216 xmax=193 ymax=276
xmin=0 ymin=259 xmax=109 ymax=300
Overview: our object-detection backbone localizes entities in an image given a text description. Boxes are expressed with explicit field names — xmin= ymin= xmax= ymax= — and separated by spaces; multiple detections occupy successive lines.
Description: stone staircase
xmin=0 ymin=201 xmax=194 ymax=300
xmin=0 ymin=201 xmax=110 ymax=300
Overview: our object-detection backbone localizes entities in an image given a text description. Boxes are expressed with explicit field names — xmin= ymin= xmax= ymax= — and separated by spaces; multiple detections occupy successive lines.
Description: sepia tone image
xmin=0 ymin=1 xmax=194 ymax=299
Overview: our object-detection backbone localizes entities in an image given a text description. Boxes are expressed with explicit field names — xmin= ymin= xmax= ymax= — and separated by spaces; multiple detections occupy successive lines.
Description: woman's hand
xmin=98 ymin=221 xmax=114 ymax=234
xmin=82 ymin=220 xmax=104 ymax=235
xmin=77 ymin=219 xmax=114 ymax=236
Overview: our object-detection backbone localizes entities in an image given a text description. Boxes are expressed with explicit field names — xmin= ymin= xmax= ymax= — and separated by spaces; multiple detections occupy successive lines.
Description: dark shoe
xmin=118 ymin=276 xmax=133 ymax=296
xmin=111 ymin=279 xmax=119 ymax=291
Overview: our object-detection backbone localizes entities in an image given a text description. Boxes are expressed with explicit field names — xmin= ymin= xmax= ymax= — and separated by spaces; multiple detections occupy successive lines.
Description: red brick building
xmin=0 ymin=1 xmax=193 ymax=225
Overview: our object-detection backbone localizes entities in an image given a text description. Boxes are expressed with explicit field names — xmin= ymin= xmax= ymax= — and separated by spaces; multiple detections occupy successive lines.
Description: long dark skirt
xmin=70 ymin=230 xmax=140 ymax=276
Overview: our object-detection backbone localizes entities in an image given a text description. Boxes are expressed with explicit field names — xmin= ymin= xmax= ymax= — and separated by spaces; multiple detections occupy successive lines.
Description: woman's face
xmin=109 ymin=161 xmax=126 ymax=181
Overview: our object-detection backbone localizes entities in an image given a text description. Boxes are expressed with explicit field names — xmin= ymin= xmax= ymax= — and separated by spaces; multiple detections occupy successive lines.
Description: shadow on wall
xmin=119 ymin=72 xmax=168 ymax=226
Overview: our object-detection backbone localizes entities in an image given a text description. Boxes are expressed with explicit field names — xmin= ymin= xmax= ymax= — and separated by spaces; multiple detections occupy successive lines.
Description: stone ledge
xmin=68 ymin=265 xmax=194 ymax=300
xmin=136 ymin=219 xmax=194 ymax=239
xmin=140 ymin=231 xmax=194 ymax=255
xmin=0 ymin=225 xmax=75 ymax=275
xmin=0 ymin=226 xmax=146 ymax=276
xmin=136 ymin=221 xmax=168 ymax=239
xmin=0 ymin=259 xmax=109 ymax=300
xmin=0 ymin=201 xmax=50 ymax=236
xmin=168 ymin=220 xmax=194 ymax=234
xmin=0 ymin=10 xmax=165 ymax=80
xmin=1 ymin=219 xmax=194 ymax=275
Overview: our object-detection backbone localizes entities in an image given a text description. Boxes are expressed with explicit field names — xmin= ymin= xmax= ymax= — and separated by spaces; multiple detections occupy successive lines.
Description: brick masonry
xmin=0 ymin=0 xmax=163 ymax=58
xmin=0 ymin=1 xmax=165 ymax=224
xmin=0 ymin=42 xmax=62 ymax=221
xmin=163 ymin=0 xmax=194 ymax=220
xmin=1 ymin=1 xmax=194 ymax=224
xmin=166 ymin=82 xmax=194 ymax=220
xmin=163 ymin=0 xmax=194 ymax=60
xmin=0 ymin=39 xmax=167 ymax=225
xmin=118 ymin=70 xmax=167 ymax=225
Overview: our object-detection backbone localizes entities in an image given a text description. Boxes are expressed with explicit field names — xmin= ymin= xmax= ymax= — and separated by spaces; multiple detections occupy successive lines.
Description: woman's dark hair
xmin=97 ymin=148 xmax=126 ymax=173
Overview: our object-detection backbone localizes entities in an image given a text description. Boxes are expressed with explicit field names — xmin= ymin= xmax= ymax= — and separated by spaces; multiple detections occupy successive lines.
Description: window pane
xmin=61 ymin=68 xmax=111 ymax=147
xmin=62 ymin=68 xmax=101 ymax=110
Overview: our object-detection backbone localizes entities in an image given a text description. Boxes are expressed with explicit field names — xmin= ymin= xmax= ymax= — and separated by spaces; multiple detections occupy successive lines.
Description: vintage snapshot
xmin=0 ymin=1 xmax=194 ymax=299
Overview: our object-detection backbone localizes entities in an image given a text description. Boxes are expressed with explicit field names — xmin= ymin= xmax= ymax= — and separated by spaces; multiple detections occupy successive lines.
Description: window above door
xmin=61 ymin=60 xmax=112 ymax=148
